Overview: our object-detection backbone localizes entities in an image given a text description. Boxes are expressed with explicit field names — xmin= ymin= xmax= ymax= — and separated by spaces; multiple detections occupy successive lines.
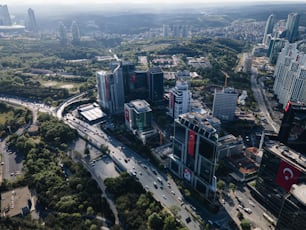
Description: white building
xmin=169 ymin=80 xmax=192 ymax=119
xmin=273 ymin=41 xmax=306 ymax=107
xmin=212 ymin=87 xmax=238 ymax=121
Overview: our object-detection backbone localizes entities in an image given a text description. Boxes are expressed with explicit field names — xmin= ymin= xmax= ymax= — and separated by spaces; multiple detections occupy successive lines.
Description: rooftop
xmin=267 ymin=142 xmax=306 ymax=172
xmin=290 ymin=184 xmax=306 ymax=206
xmin=129 ymin=99 xmax=152 ymax=113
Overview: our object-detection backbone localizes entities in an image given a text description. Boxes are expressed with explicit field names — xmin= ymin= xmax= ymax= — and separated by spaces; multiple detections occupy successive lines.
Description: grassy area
xmin=38 ymin=80 xmax=82 ymax=94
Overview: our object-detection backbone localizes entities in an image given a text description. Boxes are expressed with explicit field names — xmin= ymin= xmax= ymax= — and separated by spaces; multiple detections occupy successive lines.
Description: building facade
xmin=96 ymin=67 xmax=125 ymax=114
xmin=125 ymin=70 xmax=148 ymax=101
xmin=27 ymin=8 xmax=38 ymax=32
xmin=267 ymin=38 xmax=286 ymax=65
xmin=254 ymin=142 xmax=306 ymax=216
xmin=275 ymin=183 xmax=306 ymax=230
xmin=169 ymin=80 xmax=191 ymax=119
xmin=0 ymin=5 xmax=11 ymax=26
xmin=124 ymin=99 xmax=154 ymax=143
xmin=278 ymin=101 xmax=306 ymax=154
xmin=169 ymin=112 xmax=222 ymax=202
xmin=148 ymin=67 xmax=164 ymax=103
xmin=212 ymin=87 xmax=238 ymax=121
xmin=273 ymin=41 xmax=306 ymax=107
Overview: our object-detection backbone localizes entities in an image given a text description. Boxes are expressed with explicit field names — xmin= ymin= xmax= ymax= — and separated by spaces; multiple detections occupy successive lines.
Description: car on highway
xmin=162 ymin=195 xmax=167 ymax=199
xmin=153 ymin=182 xmax=158 ymax=189
xmin=171 ymin=190 xmax=175 ymax=195
xmin=244 ymin=208 xmax=252 ymax=214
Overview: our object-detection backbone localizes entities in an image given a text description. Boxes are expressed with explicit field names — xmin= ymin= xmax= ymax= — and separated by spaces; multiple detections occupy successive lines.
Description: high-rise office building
xmin=263 ymin=14 xmax=274 ymax=46
xmin=124 ymin=99 xmax=155 ymax=144
xmin=169 ymin=112 xmax=220 ymax=201
xmin=254 ymin=142 xmax=306 ymax=215
xmin=0 ymin=5 xmax=11 ymax=26
xmin=212 ymin=87 xmax=238 ymax=121
xmin=169 ymin=79 xmax=191 ymax=119
xmin=71 ymin=21 xmax=80 ymax=44
xmin=286 ymin=13 xmax=300 ymax=43
xmin=124 ymin=100 xmax=152 ymax=133
xmin=273 ymin=41 xmax=306 ymax=107
xmin=126 ymin=71 xmax=148 ymax=101
xmin=58 ymin=22 xmax=67 ymax=45
xmin=148 ymin=67 xmax=164 ymax=103
xmin=27 ymin=8 xmax=38 ymax=32
xmin=96 ymin=66 xmax=125 ymax=114
xmin=266 ymin=38 xmax=286 ymax=64
xmin=278 ymin=101 xmax=306 ymax=154
xmin=275 ymin=183 xmax=306 ymax=230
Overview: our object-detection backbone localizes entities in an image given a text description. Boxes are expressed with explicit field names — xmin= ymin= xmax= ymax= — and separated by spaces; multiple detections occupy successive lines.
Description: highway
xmin=250 ymin=69 xmax=279 ymax=133
xmin=0 ymin=95 xmax=202 ymax=229
xmin=64 ymin=114 xmax=202 ymax=230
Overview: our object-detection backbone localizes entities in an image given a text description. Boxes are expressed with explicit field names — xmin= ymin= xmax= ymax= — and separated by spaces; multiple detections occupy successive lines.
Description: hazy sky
xmin=6 ymin=0 xmax=306 ymax=5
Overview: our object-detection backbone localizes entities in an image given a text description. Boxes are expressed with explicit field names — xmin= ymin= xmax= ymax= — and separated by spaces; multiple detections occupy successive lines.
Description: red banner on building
xmin=275 ymin=160 xmax=301 ymax=192
xmin=187 ymin=130 xmax=196 ymax=157
xmin=105 ymin=77 xmax=109 ymax=101
xmin=125 ymin=108 xmax=129 ymax=121
xmin=170 ymin=92 xmax=174 ymax=109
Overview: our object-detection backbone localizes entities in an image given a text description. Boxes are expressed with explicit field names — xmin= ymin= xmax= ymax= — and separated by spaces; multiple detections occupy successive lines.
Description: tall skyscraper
xmin=263 ymin=14 xmax=274 ymax=46
xmin=278 ymin=101 xmax=306 ymax=154
xmin=71 ymin=21 xmax=80 ymax=44
xmin=212 ymin=87 xmax=238 ymax=121
xmin=286 ymin=13 xmax=300 ymax=43
xmin=58 ymin=22 xmax=67 ymax=45
xmin=273 ymin=41 xmax=306 ymax=107
xmin=275 ymin=184 xmax=306 ymax=230
xmin=254 ymin=142 xmax=306 ymax=215
xmin=126 ymin=71 xmax=148 ymax=101
xmin=169 ymin=79 xmax=191 ymax=119
xmin=266 ymin=38 xmax=286 ymax=64
xmin=0 ymin=5 xmax=11 ymax=26
xmin=96 ymin=66 xmax=125 ymax=114
xmin=148 ymin=67 xmax=164 ymax=103
xmin=27 ymin=8 xmax=38 ymax=32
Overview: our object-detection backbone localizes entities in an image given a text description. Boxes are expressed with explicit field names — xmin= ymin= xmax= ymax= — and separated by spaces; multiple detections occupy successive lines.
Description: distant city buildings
xmin=286 ymin=13 xmax=300 ymax=43
xmin=212 ymin=87 xmax=238 ymax=121
xmin=26 ymin=8 xmax=38 ymax=32
xmin=273 ymin=41 xmax=306 ymax=107
xmin=0 ymin=4 xmax=11 ymax=26
xmin=263 ymin=14 xmax=274 ymax=46
xmin=58 ymin=22 xmax=68 ymax=45
xmin=71 ymin=21 xmax=80 ymax=44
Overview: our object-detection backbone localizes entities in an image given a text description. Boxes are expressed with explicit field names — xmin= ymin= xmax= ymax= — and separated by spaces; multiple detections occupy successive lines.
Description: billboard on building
xmin=125 ymin=108 xmax=129 ymax=121
xmin=188 ymin=130 xmax=196 ymax=157
xmin=275 ymin=160 xmax=301 ymax=192
xmin=170 ymin=92 xmax=174 ymax=109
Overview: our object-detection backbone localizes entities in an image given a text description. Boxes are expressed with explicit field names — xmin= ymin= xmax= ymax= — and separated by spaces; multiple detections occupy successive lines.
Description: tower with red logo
xmin=254 ymin=142 xmax=306 ymax=216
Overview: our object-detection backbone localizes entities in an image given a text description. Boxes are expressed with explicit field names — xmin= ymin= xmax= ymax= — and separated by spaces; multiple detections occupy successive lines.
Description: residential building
xmin=275 ymin=183 xmax=306 ymax=230
xmin=286 ymin=13 xmax=300 ymax=43
xmin=124 ymin=99 xmax=155 ymax=143
xmin=169 ymin=79 xmax=191 ymax=119
xmin=263 ymin=14 xmax=274 ymax=46
xmin=254 ymin=142 xmax=306 ymax=216
xmin=278 ymin=101 xmax=306 ymax=154
xmin=212 ymin=87 xmax=238 ymax=121
xmin=267 ymin=38 xmax=286 ymax=64
xmin=273 ymin=41 xmax=306 ymax=106
xmin=148 ymin=67 xmax=164 ymax=103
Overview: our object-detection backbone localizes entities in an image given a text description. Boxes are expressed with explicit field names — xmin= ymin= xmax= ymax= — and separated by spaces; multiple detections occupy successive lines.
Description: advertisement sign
xmin=188 ymin=130 xmax=196 ymax=157
xmin=105 ymin=77 xmax=109 ymax=101
xmin=275 ymin=160 xmax=301 ymax=192
xmin=170 ymin=92 xmax=174 ymax=109
xmin=284 ymin=100 xmax=291 ymax=113
xmin=131 ymin=74 xmax=137 ymax=83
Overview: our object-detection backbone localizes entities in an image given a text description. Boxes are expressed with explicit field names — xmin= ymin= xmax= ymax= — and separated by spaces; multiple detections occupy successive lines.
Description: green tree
xmin=163 ymin=216 xmax=177 ymax=230
xmin=240 ymin=219 xmax=251 ymax=230
xmin=217 ymin=180 xmax=225 ymax=191
xmin=148 ymin=212 xmax=163 ymax=230
xmin=229 ymin=182 xmax=236 ymax=192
